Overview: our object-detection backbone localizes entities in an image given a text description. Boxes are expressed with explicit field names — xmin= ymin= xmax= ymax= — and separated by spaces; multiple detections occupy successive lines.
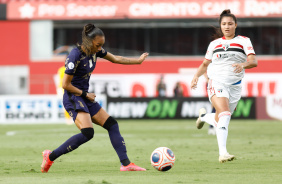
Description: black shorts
xmin=63 ymin=92 xmax=101 ymax=122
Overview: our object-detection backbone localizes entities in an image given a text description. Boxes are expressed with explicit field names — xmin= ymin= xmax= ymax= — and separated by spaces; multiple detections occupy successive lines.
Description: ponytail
xmin=81 ymin=23 xmax=104 ymax=56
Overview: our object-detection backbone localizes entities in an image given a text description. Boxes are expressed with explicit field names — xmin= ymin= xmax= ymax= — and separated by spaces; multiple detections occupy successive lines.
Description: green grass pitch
xmin=1 ymin=120 xmax=282 ymax=184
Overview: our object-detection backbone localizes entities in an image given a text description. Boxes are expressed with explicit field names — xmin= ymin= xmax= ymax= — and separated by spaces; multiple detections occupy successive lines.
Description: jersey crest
xmin=222 ymin=43 xmax=229 ymax=51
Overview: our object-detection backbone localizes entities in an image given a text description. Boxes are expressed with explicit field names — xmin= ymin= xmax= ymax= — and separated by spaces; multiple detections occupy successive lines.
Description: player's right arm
xmin=191 ymin=59 xmax=212 ymax=89
xmin=191 ymin=41 xmax=214 ymax=90
xmin=62 ymin=74 xmax=96 ymax=102
xmin=62 ymin=74 xmax=80 ymax=96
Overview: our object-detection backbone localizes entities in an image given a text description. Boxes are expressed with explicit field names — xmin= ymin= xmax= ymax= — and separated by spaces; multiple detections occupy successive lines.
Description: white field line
xmin=5 ymin=128 xmax=134 ymax=137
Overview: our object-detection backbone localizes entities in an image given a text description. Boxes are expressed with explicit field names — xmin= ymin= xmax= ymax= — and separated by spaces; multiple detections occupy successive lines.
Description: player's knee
xmin=81 ymin=128 xmax=94 ymax=140
xmin=103 ymin=116 xmax=117 ymax=130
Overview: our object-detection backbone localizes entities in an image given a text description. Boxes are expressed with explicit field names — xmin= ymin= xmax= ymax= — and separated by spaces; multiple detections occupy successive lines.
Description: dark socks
xmin=107 ymin=123 xmax=129 ymax=164
xmin=49 ymin=116 xmax=129 ymax=166
xmin=121 ymin=159 xmax=130 ymax=166
xmin=49 ymin=133 xmax=90 ymax=161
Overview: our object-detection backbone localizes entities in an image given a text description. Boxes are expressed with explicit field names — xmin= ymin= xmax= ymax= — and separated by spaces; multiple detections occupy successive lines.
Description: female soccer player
xmin=191 ymin=9 xmax=258 ymax=163
xmin=41 ymin=23 xmax=148 ymax=172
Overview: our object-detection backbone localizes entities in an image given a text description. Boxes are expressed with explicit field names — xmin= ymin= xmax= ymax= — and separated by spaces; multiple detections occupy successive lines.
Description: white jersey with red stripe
xmin=205 ymin=35 xmax=255 ymax=85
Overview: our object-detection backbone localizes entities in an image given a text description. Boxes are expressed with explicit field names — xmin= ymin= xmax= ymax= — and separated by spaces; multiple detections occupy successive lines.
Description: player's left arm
xmin=233 ymin=54 xmax=258 ymax=73
xmin=242 ymin=54 xmax=258 ymax=69
xmin=103 ymin=52 xmax=149 ymax=64
xmin=233 ymin=38 xmax=258 ymax=73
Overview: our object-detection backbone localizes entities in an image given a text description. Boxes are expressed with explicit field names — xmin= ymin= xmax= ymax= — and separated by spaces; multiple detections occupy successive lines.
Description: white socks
xmin=216 ymin=111 xmax=231 ymax=156
xmin=200 ymin=113 xmax=216 ymax=127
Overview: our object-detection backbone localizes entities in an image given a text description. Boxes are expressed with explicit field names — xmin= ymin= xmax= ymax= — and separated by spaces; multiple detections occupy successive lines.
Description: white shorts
xmin=207 ymin=79 xmax=242 ymax=114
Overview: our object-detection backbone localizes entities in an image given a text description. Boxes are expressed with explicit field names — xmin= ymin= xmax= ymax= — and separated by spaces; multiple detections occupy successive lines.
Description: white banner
xmin=88 ymin=73 xmax=282 ymax=98
xmin=0 ymin=95 xmax=65 ymax=124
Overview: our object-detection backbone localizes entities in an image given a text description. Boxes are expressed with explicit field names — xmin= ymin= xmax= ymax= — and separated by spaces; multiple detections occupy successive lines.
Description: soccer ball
xmin=150 ymin=147 xmax=175 ymax=171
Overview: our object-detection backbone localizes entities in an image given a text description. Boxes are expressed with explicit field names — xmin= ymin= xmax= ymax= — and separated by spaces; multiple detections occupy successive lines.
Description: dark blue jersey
xmin=64 ymin=46 xmax=107 ymax=91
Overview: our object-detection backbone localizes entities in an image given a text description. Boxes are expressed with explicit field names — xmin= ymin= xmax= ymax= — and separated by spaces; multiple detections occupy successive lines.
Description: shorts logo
xmin=209 ymin=87 xmax=215 ymax=95
xmin=68 ymin=111 xmax=73 ymax=117
xmin=218 ymin=89 xmax=223 ymax=93
xmin=78 ymin=101 xmax=84 ymax=108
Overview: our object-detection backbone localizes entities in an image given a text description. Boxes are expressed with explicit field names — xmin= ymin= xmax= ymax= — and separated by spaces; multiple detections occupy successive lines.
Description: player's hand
xmin=232 ymin=63 xmax=244 ymax=73
xmin=138 ymin=52 xmax=149 ymax=64
xmin=191 ymin=76 xmax=199 ymax=89
xmin=86 ymin=92 xmax=96 ymax=102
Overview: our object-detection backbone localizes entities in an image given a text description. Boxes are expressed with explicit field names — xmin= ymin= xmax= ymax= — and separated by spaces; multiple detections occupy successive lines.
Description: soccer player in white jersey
xmin=191 ymin=9 xmax=258 ymax=163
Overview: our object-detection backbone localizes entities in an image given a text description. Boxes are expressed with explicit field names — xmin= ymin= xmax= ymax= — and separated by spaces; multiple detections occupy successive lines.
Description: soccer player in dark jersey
xmin=41 ymin=23 xmax=148 ymax=172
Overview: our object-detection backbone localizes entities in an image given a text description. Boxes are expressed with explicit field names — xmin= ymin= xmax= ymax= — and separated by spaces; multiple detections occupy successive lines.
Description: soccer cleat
xmin=219 ymin=153 xmax=235 ymax=163
xmin=196 ymin=108 xmax=207 ymax=129
xmin=41 ymin=150 xmax=54 ymax=173
xmin=120 ymin=163 xmax=146 ymax=171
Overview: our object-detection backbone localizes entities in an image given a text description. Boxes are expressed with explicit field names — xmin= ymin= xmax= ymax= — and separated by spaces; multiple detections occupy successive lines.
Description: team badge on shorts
xmin=68 ymin=111 xmax=73 ymax=117
xmin=78 ymin=101 xmax=85 ymax=108
xmin=218 ymin=89 xmax=223 ymax=93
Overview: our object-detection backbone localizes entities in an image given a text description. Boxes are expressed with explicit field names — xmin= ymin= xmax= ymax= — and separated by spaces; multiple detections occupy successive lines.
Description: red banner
xmin=7 ymin=0 xmax=282 ymax=20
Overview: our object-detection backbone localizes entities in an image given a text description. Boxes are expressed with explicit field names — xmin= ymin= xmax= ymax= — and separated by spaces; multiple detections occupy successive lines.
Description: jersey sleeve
xmin=204 ymin=42 xmax=214 ymax=61
xmin=243 ymin=38 xmax=256 ymax=56
xmin=96 ymin=47 xmax=108 ymax=58
xmin=65 ymin=49 xmax=80 ymax=75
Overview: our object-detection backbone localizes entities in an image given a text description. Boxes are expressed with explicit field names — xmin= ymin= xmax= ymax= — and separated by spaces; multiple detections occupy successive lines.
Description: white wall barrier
xmin=0 ymin=94 xmax=280 ymax=123
xmin=87 ymin=73 xmax=282 ymax=98
xmin=266 ymin=95 xmax=282 ymax=121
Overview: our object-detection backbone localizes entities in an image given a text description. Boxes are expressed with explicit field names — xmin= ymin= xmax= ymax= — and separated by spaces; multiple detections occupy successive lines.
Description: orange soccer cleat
xmin=120 ymin=163 xmax=146 ymax=171
xmin=41 ymin=150 xmax=54 ymax=173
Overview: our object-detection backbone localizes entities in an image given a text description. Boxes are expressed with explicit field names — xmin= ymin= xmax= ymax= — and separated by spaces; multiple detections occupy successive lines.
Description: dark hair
xmin=212 ymin=9 xmax=237 ymax=40
xmin=81 ymin=23 xmax=104 ymax=56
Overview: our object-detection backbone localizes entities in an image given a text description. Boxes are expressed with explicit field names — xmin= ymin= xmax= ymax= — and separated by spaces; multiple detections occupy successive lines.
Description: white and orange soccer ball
xmin=150 ymin=147 xmax=175 ymax=171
